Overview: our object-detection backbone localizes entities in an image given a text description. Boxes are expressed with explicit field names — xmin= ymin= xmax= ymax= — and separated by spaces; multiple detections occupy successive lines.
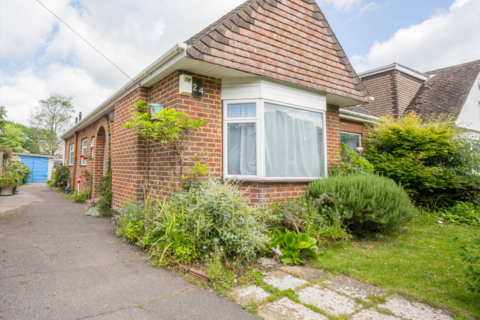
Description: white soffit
xmin=222 ymin=77 xmax=327 ymax=111
xmin=358 ymin=63 xmax=429 ymax=81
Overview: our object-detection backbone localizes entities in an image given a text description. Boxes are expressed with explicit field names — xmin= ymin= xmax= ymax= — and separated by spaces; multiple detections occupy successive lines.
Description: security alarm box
xmin=179 ymin=73 xmax=193 ymax=96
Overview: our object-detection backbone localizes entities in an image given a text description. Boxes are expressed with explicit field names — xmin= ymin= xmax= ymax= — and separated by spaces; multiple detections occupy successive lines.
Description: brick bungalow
xmin=61 ymin=0 xmax=373 ymax=212
xmin=357 ymin=60 xmax=480 ymax=137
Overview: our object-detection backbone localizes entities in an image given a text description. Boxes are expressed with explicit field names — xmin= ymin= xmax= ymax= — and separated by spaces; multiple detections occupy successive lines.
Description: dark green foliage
xmin=442 ymin=202 xmax=480 ymax=226
xmin=364 ymin=113 xmax=480 ymax=208
xmin=96 ymin=157 xmax=112 ymax=216
xmin=308 ymin=174 xmax=415 ymax=236
xmin=453 ymin=235 xmax=480 ymax=293
xmin=55 ymin=166 xmax=70 ymax=185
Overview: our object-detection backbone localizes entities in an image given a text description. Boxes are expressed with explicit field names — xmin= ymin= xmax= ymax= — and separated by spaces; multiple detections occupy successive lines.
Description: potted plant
xmin=0 ymin=178 xmax=15 ymax=196
xmin=57 ymin=182 xmax=64 ymax=189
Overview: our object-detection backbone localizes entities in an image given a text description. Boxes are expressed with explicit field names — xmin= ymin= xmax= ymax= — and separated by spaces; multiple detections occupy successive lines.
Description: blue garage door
xmin=20 ymin=157 xmax=49 ymax=183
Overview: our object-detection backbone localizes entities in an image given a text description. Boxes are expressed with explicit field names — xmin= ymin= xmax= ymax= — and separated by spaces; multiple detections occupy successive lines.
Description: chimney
xmin=75 ymin=117 xmax=78 ymax=124
xmin=79 ymin=112 xmax=82 ymax=121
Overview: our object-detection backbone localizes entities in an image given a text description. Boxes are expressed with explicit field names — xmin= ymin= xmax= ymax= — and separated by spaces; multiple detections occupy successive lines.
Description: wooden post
xmin=0 ymin=152 xmax=3 ymax=176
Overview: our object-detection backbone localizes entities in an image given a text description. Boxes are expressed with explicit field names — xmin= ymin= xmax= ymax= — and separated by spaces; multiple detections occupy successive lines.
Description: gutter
xmin=339 ymin=109 xmax=379 ymax=124
xmin=61 ymin=42 xmax=187 ymax=139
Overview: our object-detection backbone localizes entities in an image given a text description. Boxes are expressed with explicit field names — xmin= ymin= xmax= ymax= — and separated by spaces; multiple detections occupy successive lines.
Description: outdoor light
xmin=149 ymin=103 xmax=164 ymax=120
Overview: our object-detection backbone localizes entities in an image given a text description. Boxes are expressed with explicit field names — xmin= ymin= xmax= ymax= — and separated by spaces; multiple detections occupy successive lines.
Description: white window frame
xmin=91 ymin=137 xmax=95 ymax=159
xmin=340 ymin=131 xmax=362 ymax=150
xmin=223 ymin=99 xmax=328 ymax=181
xmin=81 ymin=139 xmax=88 ymax=166
xmin=69 ymin=144 xmax=74 ymax=166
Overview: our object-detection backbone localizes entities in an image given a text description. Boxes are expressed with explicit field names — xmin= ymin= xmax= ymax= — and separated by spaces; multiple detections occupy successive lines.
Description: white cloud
xmin=359 ymin=2 xmax=381 ymax=15
xmin=0 ymin=0 xmax=245 ymax=126
xmin=352 ymin=0 xmax=480 ymax=73
xmin=318 ymin=0 xmax=364 ymax=11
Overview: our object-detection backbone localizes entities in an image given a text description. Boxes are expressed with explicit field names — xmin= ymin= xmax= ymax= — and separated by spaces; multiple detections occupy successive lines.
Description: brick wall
xmin=396 ymin=72 xmax=424 ymax=117
xmin=340 ymin=119 xmax=370 ymax=136
xmin=362 ymin=70 xmax=424 ymax=118
xmin=65 ymin=71 xmax=344 ymax=211
xmin=63 ymin=117 xmax=111 ymax=194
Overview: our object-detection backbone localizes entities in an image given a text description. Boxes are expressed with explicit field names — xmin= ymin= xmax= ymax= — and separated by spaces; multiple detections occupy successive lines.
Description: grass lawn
xmin=313 ymin=221 xmax=480 ymax=319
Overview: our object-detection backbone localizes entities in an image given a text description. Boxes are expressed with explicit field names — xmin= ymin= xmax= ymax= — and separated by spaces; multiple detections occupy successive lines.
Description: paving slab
xmin=280 ymin=266 xmax=330 ymax=281
xmin=231 ymin=285 xmax=271 ymax=306
xmin=298 ymin=285 xmax=361 ymax=316
xmin=378 ymin=296 xmax=453 ymax=320
xmin=258 ymin=297 xmax=328 ymax=320
xmin=263 ymin=271 xmax=308 ymax=291
xmin=323 ymin=276 xmax=385 ymax=299
xmin=352 ymin=309 xmax=401 ymax=320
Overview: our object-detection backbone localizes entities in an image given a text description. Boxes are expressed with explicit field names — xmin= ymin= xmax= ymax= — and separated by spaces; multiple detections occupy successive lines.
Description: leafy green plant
xmin=122 ymin=99 xmax=209 ymax=185
xmin=269 ymin=230 xmax=319 ymax=265
xmin=114 ymin=200 xmax=149 ymax=242
xmin=47 ymin=181 xmax=55 ymax=187
xmin=308 ymin=174 xmax=415 ymax=236
xmin=95 ymin=157 xmax=112 ymax=216
xmin=55 ymin=166 xmax=70 ymax=185
xmin=0 ymin=178 xmax=16 ymax=188
xmin=364 ymin=112 xmax=480 ymax=208
xmin=453 ymin=235 xmax=480 ymax=293
xmin=329 ymin=144 xmax=374 ymax=176
xmin=442 ymin=202 xmax=480 ymax=227
xmin=73 ymin=190 xmax=90 ymax=204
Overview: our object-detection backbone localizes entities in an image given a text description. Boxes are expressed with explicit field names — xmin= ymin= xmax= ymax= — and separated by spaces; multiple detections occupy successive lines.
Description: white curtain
xmin=227 ymin=123 xmax=257 ymax=175
xmin=227 ymin=103 xmax=256 ymax=118
xmin=264 ymin=103 xmax=324 ymax=177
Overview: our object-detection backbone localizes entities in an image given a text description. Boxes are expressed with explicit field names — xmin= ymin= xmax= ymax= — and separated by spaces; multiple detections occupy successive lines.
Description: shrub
xmin=307 ymin=174 xmax=415 ymax=236
xmin=73 ymin=190 xmax=90 ymax=204
xmin=147 ymin=179 xmax=270 ymax=262
xmin=95 ymin=157 xmax=112 ymax=216
xmin=453 ymin=235 xmax=480 ymax=293
xmin=114 ymin=201 xmax=149 ymax=243
xmin=329 ymin=144 xmax=374 ymax=176
xmin=0 ymin=178 xmax=16 ymax=188
xmin=364 ymin=112 xmax=480 ymax=208
xmin=442 ymin=202 xmax=480 ymax=227
xmin=55 ymin=166 xmax=70 ymax=185
xmin=269 ymin=197 xmax=350 ymax=242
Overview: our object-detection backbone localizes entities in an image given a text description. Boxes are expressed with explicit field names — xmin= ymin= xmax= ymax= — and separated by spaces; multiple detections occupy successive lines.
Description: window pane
xmin=227 ymin=103 xmax=256 ymax=118
xmin=227 ymin=123 xmax=256 ymax=175
xmin=340 ymin=133 xmax=361 ymax=155
xmin=264 ymin=103 xmax=324 ymax=177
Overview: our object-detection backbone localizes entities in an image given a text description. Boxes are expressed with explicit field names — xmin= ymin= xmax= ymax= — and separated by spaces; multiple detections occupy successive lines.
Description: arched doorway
xmin=93 ymin=126 xmax=107 ymax=195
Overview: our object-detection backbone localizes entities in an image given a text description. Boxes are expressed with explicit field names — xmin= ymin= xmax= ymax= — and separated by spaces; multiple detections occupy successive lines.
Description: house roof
xmin=358 ymin=62 xmax=428 ymax=81
xmin=405 ymin=59 xmax=480 ymax=120
xmin=185 ymin=0 xmax=369 ymax=103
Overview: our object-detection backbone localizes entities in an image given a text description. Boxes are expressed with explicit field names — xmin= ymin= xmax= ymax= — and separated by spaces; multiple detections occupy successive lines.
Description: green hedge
xmin=308 ymin=174 xmax=415 ymax=236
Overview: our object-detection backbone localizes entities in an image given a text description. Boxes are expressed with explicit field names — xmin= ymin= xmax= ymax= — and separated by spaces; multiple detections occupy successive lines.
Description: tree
xmin=29 ymin=94 xmax=75 ymax=156
xmin=0 ymin=106 xmax=6 ymax=131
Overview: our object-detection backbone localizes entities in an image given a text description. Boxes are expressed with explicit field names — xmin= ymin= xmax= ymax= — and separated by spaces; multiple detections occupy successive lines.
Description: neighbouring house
xmin=357 ymin=60 xmax=480 ymax=137
xmin=61 ymin=0 xmax=373 ymax=212
xmin=14 ymin=153 xmax=56 ymax=183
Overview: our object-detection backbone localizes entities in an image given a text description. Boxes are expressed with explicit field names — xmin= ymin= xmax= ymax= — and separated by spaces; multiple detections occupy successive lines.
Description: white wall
xmin=47 ymin=159 xmax=54 ymax=181
xmin=457 ymin=73 xmax=480 ymax=135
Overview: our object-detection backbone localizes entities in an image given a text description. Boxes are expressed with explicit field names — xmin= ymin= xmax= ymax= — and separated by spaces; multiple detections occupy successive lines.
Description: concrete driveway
xmin=0 ymin=184 xmax=257 ymax=320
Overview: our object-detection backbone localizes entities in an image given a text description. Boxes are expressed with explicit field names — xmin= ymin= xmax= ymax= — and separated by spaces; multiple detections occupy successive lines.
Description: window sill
xmin=223 ymin=178 xmax=317 ymax=183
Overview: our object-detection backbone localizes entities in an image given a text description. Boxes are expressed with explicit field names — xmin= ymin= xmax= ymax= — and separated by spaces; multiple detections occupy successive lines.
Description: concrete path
xmin=0 ymin=184 xmax=256 ymax=320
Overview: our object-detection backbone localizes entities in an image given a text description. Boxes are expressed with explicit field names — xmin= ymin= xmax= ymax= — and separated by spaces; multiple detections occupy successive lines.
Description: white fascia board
xmin=61 ymin=43 xmax=187 ymax=139
xmin=359 ymin=63 xmax=428 ymax=81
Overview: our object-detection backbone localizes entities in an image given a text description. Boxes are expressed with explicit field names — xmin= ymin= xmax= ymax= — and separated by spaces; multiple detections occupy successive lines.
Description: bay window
xmin=224 ymin=100 xmax=326 ymax=180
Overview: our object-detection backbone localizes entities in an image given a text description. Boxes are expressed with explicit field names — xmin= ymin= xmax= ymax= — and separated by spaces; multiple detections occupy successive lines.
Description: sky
xmin=1 ymin=0 xmax=479 ymax=127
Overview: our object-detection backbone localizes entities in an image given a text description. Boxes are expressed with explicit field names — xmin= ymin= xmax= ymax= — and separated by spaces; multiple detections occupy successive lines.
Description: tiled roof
xmin=405 ymin=60 xmax=480 ymax=120
xmin=185 ymin=0 xmax=369 ymax=103
xmin=343 ymin=106 xmax=379 ymax=117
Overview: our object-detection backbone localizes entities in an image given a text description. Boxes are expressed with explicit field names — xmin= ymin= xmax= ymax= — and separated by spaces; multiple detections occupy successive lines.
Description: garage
xmin=15 ymin=153 xmax=55 ymax=183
